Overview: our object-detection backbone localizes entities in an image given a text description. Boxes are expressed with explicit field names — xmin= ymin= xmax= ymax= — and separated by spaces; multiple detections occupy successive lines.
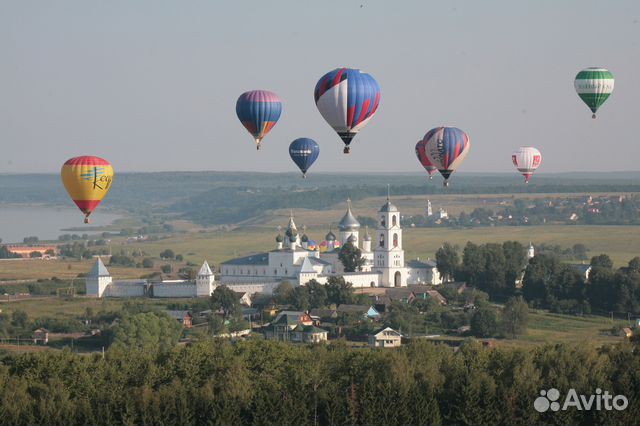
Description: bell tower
xmin=373 ymin=191 xmax=405 ymax=287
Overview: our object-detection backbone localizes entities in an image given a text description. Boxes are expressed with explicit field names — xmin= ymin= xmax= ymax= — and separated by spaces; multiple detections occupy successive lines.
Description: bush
xmin=142 ymin=258 xmax=154 ymax=268
xmin=161 ymin=264 xmax=172 ymax=274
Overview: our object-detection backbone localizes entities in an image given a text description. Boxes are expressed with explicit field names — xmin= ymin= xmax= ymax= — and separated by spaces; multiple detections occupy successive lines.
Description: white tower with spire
xmin=196 ymin=260 xmax=216 ymax=297
xmin=284 ymin=211 xmax=301 ymax=249
xmin=374 ymin=192 xmax=406 ymax=287
xmin=426 ymin=199 xmax=433 ymax=217
xmin=527 ymin=242 xmax=535 ymax=259
xmin=338 ymin=199 xmax=360 ymax=247
xmin=86 ymin=257 xmax=112 ymax=297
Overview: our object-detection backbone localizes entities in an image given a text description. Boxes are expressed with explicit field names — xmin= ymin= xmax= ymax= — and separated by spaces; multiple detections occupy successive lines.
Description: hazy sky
xmin=1 ymin=1 xmax=639 ymax=174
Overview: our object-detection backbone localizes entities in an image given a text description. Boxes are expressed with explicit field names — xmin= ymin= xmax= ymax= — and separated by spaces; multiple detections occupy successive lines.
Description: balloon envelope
xmin=512 ymin=147 xmax=541 ymax=183
xmin=422 ymin=127 xmax=470 ymax=186
xmin=61 ymin=156 xmax=113 ymax=223
xmin=415 ymin=140 xmax=438 ymax=178
xmin=314 ymin=68 xmax=380 ymax=153
xmin=289 ymin=138 xmax=320 ymax=177
xmin=236 ymin=90 xmax=282 ymax=149
xmin=574 ymin=68 xmax=614 ymax=118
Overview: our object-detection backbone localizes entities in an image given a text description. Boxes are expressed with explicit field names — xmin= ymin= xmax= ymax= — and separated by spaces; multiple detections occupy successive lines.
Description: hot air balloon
xmin=415 ymin=139 xmax=438 ymax=179
xmin=236 ymin=90 xmax=283 ymax=149
xmin=289 ymin=138 xmax=320 ymax=178
xmin=61 ymin=156 xmax=114 ymax=223
xmin=314 ymin=68 xmax=380 ymax=154
xmin=422 ymin=127 xmax=470 ymax=187
xmin=574 ymin=68 xmax=614 ymax=119
xmin=512 ymin=146 xmax=542 ymax=183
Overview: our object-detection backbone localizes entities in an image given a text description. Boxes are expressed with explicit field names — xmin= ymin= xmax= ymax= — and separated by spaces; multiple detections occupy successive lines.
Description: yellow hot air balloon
xmin=61 ymin=156 xmax=114 ymax=223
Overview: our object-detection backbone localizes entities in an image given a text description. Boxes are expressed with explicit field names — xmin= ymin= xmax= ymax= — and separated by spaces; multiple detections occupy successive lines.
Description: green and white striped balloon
xmin=574 ymin=67 xmax=614 ymax=119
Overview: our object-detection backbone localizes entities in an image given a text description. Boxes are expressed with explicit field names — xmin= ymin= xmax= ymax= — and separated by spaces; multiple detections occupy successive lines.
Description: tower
xmin=362 ymin=226 xmax=372 ymax=252
xmin=373 ymin=196 xmax=405 ymax=287
xmin=196 ymin=260 xmax=216 ymax=297
xmin=325 ymin=226 xmax=337 ymax=252
xmin=338 ymin=199 xmax=360 ymax=247
xmin=284 ymin=212 xmax=300 ymax=249
xmin=86 ymin=257 xmax=112 ymax=298
xmin=426 ymin=199 xmax=433 ymax=217
xmin=527 ymin=242 xmax=535 ymax=259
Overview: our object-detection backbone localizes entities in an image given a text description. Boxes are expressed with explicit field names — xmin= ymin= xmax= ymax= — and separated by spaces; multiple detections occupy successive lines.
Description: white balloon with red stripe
xmin=512 ymin=147 xmax=542 ymax=183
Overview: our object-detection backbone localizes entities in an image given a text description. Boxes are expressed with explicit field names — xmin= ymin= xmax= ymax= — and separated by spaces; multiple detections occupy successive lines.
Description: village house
xmin=32 ymin=328 xmax=49 ymax=344
xmin=336 ymin=304 xmax=381 ymax=320
xmin=369 ymin=327 xmax=402 ymax=348
xmin=166 ymin=310 xmax=193 ymax=328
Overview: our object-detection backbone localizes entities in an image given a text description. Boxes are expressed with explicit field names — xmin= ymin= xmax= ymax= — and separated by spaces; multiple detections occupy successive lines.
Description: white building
xmin=86 ymin=258 xmax=216 ymax=298
xmin=220 ymin=197 xmax=442 ymax=290
xmin=86 ymin=198 xmax=442 ymax=298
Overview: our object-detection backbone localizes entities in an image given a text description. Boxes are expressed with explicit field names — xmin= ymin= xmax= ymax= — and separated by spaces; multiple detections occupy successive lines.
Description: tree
xmin=160 ymin=249 xmax=175 ymax=260
xmin=436 ymin=242 xmax=460 ymax=282
xmin=29 ymin=251 xmax=42 ymax=258
xmin=326 ymin=276 xmax=354 ymax=305
xmin=161 ymin=264 xmax=172 ymax=274
xmin=307 ymin=279 xmax=328 ymax=309
xmin=502 ymin=241 xmax=527 ymax=295
xmin=628 ymin=257 xmax=640 ymax=273
xmin=23 ymin=236 xmax=39 ymax=244
xmin=142 ymin=258 xmax=154 ymax=268
xmin=210 ymin=285 xmax=240 ymax=318
xmin=522 ymin=253 xmax=559 ymax=305
xmin=208 ymin=314 xmax=224 ymax=335
xmin=470 ymin=307 xmax=498 ymax=337
xmin=461 ymin=242 xmax=485 ymax=288
xmin=11 ymin=310 xmax=28 ymax=329
xmin=109 ymin=311 xmax=182 ymax=350
xmin=590 ymin=254 xmax=613 ymax=269
xmin=290 ymin=286 xmax=310 ymax=311
xmin=502 ymin=297 xmax=529 ymax=339
xmin=273 ymin=280 xmax=294 ymax=305
xmin=175 ymin=254 xmax=184 ymax=262
xmin=572 ymin=243 xmax=589 ymax=260
xmin=338 ymin=242 xmax=365 ymax=272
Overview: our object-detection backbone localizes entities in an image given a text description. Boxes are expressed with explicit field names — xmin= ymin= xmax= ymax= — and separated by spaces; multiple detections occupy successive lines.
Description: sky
xmin=0 ymin=0 xmax=639 ymax=174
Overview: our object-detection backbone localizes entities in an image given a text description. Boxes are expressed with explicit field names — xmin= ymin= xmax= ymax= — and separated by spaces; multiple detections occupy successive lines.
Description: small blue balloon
xmin=289 ymin=138 xmax=320 ymax=178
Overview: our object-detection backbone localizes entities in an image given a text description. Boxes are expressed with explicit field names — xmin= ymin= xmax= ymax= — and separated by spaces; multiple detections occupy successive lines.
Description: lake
xmin=0 ymin=206 xmax=121 ymax=243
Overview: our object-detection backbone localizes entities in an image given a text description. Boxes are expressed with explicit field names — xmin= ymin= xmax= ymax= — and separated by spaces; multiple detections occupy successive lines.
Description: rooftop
xmin=221 ymin=253 xmax=269 ymax=266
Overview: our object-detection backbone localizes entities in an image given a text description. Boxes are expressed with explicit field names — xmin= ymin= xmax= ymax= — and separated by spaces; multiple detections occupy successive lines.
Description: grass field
xmin=1 ymin=223 xmax=637 ymax=282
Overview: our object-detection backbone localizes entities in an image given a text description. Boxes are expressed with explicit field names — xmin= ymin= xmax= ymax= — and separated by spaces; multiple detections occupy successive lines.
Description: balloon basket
xmin=343 ymin=147 xmax=350 ymax=154
xmin=592 ymin=114 xmax=596 ymax=119
xmin=84 ymin=217 xmax=90 ymax=224
xmin=443 ymin=180 xmax=449 ymax=187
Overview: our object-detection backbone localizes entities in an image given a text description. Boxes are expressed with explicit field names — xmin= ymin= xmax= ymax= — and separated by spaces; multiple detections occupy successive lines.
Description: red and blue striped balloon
xmin=314 ymin=68 xmax=380 ymax=153
xmin=421 ymin=127 xmax=470 ymax=186
xmin=236 ymin=90 xmax=283 ymax=150
xmin=289 ymin=138 xmax=320 ymax=178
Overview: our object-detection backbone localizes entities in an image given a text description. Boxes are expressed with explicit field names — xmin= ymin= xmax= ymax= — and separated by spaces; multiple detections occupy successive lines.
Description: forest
xmin=0 ymin=338 xmax=638 ymax=426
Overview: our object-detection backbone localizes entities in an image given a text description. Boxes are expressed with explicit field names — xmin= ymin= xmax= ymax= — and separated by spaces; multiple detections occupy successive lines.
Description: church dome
xmin=276 ymin=234 xmax=283 ymax=243
xmin=338 ymin=199 xmax=360 ymax=231
xmin=289 ymin=234 xmax=297 ymax=243
xmin=379 ymin=198 xmax=398 ymax=212
xmin=301 ymin=234 xmax=309 ymax=243
xmin=325 ymin=230 xmax=336 ymax=241
xmin=363 ymin=227 xmax=372 ymax=241
xmin=347 ymin=234 xmax=357 ymax=243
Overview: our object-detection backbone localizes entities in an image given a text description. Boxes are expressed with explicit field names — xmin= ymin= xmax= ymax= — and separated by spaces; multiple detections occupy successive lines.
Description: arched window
xmin=393 ymin=233 xmax=398 ymax=248
xmin=370 ymin=281 xmax=375 ymax=288
xmin=380 ymin=216 xmax=385 ymax=227
xmin=392 ymin=215 xmax=397 ymax=227
xmin=379 ymin=234 xmax=385 ymax=248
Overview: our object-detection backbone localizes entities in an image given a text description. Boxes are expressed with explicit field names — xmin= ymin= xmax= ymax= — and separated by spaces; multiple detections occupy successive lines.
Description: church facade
xmin=219 ymin=198 xmax=442 ymax=289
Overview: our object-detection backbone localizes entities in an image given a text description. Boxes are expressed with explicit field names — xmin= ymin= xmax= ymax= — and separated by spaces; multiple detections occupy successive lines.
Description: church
xmin=86 ymin=197 xmax=441 ymax=298
xmin=219 ymin=197 xmax=442 ymax=290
